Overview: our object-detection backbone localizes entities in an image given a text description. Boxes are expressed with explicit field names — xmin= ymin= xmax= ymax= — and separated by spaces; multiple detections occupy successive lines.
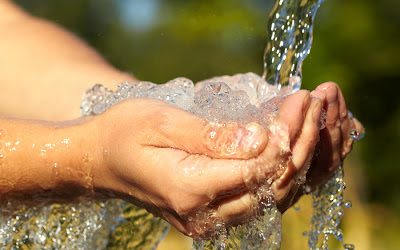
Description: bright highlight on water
xmin=0 ymin=0 xmax=357 ymax=249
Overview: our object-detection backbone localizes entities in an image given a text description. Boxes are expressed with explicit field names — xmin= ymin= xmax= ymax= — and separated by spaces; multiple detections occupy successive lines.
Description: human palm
xmin=92 ymin=83 xmax=362 ymax=236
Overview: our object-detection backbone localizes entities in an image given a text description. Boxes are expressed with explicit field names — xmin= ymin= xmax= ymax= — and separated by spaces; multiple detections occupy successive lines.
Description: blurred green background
xmin=15 ymin=0 xmax=400 ymax=249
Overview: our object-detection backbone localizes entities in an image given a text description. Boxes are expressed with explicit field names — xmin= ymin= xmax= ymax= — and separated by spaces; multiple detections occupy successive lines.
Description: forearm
xmin=0 ymin=1 xmax=135 ymax=120
xmin=0 ymin=117 xmax=99 ymax=199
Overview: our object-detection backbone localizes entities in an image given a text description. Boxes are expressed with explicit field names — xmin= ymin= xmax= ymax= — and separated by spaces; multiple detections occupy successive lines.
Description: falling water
xmin=194 ymin=0 xmax=356 ymax=248
xmin=263 ymin=0 xmax=323 ymax=90
xmin=262 ymin=0 xmax=356 ymax=249
xmin=0 ymin=0 xmax=355 ymax=249
xmin=306 ymin=168 xmax=355 ymax=250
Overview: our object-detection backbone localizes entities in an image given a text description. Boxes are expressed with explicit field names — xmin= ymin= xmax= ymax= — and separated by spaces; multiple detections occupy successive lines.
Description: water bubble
xmin=60 ymin=138 xmax=71 ymax=146
xmin=344 ymin=201 xmax=352 ymax=208
xmin=349 ymin=129 xmax=360 ymax=141
xmin=2 ymin=1 xmax=354 ymax=241
xmin=52 ymin=163 xmax=60 ymax=178
xmin=39 ymin=149 xmax=47 ymax=157
xmin=349 ymin=129 xmax=365 ymax=142
xmin=209 ymin=130 xmax=217 ymax=139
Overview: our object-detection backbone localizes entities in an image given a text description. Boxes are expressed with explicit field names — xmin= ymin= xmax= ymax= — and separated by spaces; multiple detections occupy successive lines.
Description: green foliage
xmin=15 ymin=0 xmax=400 ymax=212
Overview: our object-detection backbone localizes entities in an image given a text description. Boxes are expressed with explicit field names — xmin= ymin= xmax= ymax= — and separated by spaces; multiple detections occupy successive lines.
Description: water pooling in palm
xmin=0 ymin=0 xmax=362 ymax=249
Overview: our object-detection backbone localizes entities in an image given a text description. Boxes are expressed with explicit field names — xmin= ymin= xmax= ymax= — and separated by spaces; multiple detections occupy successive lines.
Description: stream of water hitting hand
xmin=263 ymin=0 xmax=324 ymax=91
xmin=0 ymin=0 xmax=354 ymax=249
xmin=262 ymin=0 xmax=355 ymax=249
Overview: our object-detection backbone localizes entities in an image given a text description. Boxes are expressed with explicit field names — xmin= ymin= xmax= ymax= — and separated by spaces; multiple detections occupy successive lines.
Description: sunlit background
xmin=15 ymin=0 xmax=400 ymax=249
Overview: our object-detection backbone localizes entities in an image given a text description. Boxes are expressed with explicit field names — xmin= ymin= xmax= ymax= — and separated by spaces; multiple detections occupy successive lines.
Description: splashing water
xmin=192 ymin=0 xmax=336 ymax=249
xmin=0 ymin=198 xmax=170 ymax=249
xmin=84 ymin=73 xmax=290 ymax=250
xmin=0 ymin=0 xmax=355 ymax=249
xmin=306 ymin=167 xmax=354 ymax=250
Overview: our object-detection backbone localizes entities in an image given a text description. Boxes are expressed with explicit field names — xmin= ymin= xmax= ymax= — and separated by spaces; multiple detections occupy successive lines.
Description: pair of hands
xmin=88 ymin=82 xmax=363 ymax=237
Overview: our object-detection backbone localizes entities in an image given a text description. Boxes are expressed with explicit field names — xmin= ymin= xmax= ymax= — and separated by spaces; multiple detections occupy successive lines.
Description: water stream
xmin=0 ymin=0 xmax=356 ymax=249
xmin=262 ymin=0 xmax=323 ymax=90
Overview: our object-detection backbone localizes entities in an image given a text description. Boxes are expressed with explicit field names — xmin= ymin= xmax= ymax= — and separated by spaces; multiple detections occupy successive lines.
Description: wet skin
xmin=0 ymin=0 xmax=365 ymax=239
xmin=91 ymin=82 xmax=363 ymax=236
xmin=0 ymin=82 xmax=363 ymax=237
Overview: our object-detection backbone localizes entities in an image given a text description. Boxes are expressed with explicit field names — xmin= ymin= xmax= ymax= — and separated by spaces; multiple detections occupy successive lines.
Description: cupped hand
xmin=305 ymin=82 xmax=365 ymax=189
xmin=91 ymin=91 xmax=323 ymax=237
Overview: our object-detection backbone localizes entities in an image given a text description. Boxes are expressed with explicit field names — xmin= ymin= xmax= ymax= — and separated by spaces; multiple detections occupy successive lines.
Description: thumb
xmin=148 ymin=105 xmax=268 ymax=160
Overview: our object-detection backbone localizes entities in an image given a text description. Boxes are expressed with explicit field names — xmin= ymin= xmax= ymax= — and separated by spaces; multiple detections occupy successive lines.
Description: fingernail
xmin=241 ymin=123 xmax=265 ymax=153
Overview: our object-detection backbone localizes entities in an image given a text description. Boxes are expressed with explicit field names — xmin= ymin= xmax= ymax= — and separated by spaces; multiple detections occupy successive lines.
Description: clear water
xmin=85 ymin=73 xmax=290 ymax=250
xmin=0 ymin=0 xmax=354 ymax=249
xmin=263 ymin=0 xmax=324 ymax=90
xmin=85 ymin=73 xmax=289 ymax=250
xmin=0 ymin=72 xmax=284 ymax=250
xmin=306 ymin=167 xmax=355 ymax=250
xmin=0 ymin=198 xmax=169 ymax=249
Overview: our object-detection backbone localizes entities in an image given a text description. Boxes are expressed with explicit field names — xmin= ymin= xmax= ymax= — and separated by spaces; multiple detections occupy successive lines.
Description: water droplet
xmin=40 ymin=149 xmax=47 ymax=157
xmin=209 ymin=130 xmax=217 ymax=139
xmin=349 ymin=129 xmax=360 ymax=140
xmin=344 ymin=201 xmax=352 ymax=208
xmin=347 ymin=111 xmax=354 ymax=119
xmin=52 ymin=163 xmax=60 ymax=177
xmin=61 ymin=138 xmax=71 ymax=145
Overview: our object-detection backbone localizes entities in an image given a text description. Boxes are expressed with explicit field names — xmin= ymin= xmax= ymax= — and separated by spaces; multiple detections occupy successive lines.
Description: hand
xmin=90 ymin=90 xmax=322 ymax=237
xmin=305 ymin=82 xmax=365 ymax=189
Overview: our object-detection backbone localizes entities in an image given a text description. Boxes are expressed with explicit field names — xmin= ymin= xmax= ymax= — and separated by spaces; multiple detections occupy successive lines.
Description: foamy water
xmin=0 ymin=0 xmax=358 ymax=248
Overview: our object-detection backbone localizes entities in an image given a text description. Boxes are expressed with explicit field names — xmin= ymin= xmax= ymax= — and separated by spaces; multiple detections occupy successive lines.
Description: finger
xmin=316 ymin=82 xmax=342 ymax=171
xmin=336 ymin=85 xmax=354 ymax=157
xmin=183 ymin=192 xmax=254 ymax=237
xmin=291 ymin=98 xmax=323 ymax=168
xmin=353 ymin=117 xmax=365 ymax=136
xmin=177 ymin=154 xmax=250 ymax=198
xmin=249 ymin=90 xmax=311 ymax=189
xmin=144 ymin=104 xmax=268 ymax=160
xmin=215 ymin=192 xmax=255 ymax=226
xmin=176 ymin=143 xmax=286 ymax=201
xmin=337 ymin=86 xmax=348 ymax=120
xmin=341 ymin=116 xmax=353 ymax=158
xmin=277 ymin=98 xmax=323 ymax=188
xmin=311 ymin=88 xmax=327 ymax=129
xmin=310 ymin=88 xmax=326 ymax=101
xmin=276 ymin=90 xmax=311 ymax=143
xmin=188 ymin=90 xmax=317 ymax=196
xmin=317 ymin=82 xmax=340 ymax=126
xmin=342 ymin=117 xmax=365 ymax=157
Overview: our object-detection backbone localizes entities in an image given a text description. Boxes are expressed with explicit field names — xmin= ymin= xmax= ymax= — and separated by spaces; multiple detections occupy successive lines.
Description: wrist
xmin=45 ymin=117 xmax=103 ymax=197
xmin=87 ymin=101 xmax=146 ymax=201
xmin=81 ymin=111 xmax=124 ymax=197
